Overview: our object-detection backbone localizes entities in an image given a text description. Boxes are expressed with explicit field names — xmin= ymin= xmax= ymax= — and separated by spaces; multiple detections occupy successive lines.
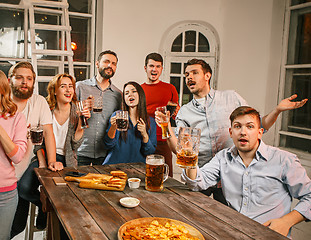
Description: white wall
xmin=97 ymin=0 xmax=286 ymax=144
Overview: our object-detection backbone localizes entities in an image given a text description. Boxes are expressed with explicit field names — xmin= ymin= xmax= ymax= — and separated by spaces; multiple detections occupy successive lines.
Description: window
xmin=0 ymin=0 xmax=96 ymax=97
xmin=161 ymin=22 xmax=219 ymax=106
xmin=279 ymin=1 xmax=311 ymax=153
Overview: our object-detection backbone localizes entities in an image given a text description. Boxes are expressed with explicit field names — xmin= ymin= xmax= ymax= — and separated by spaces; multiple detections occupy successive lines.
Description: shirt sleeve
xmin=284 ymin=155 xmax=311 ymax=221
xmin=9 ymin=113 xmax=28 ymax=164
xmin=140 ymin=117 xmax=157 ymax=156
xmin=181 ymin=153 xmax=221 ymax=191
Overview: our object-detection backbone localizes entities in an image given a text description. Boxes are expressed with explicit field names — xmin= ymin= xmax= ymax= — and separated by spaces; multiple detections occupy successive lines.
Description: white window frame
xmin=276 ymin=0 xmax=311 ymax=158
xmin=159 ymin=21 xmax=220 ymax=105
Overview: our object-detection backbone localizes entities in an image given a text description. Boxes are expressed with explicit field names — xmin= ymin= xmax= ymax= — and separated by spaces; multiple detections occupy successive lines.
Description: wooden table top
xmin=35 ymin=162 xmax=287 ymax=240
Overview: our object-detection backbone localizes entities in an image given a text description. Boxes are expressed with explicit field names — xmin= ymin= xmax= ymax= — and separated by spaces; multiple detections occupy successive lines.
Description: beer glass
xmin=93 ymin=97 xmax=103 ymax=113
xmin=30 ymin=125 xmax=43 ymax=145
xmin=166 ymin=101 xmax=178 ymax=118
xmin=176 ymin=127 xmax=201 ymax=168
xmin=145 ymin=155 xmax=169 ymax=192
xmin=76 ymin=101 xmax=89 ymax=129
xmin=116 ymin=110 xmax=129 ymax=131
xmin=156 ymin=106 xmax=171 ymax=139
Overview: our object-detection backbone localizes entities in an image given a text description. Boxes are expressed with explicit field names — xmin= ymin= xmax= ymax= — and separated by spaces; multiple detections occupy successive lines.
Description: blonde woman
xmin=0 ymin=70 xmax=27 ymax=240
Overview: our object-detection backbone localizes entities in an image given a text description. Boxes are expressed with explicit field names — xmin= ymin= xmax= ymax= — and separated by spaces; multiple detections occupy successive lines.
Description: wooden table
xmin=35 ymin=163 xmax=287 ymax=240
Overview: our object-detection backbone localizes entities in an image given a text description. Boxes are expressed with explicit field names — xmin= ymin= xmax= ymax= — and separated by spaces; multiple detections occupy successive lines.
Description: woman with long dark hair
xmin=103 ymin=81 xmax=157 ymax=164
xmin=0 ymin=70 xmax=27 ymax=240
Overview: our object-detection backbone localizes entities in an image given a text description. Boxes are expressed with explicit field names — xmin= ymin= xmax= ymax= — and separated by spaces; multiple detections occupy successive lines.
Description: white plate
xmin=119 ymin=197 xmax=140 ymax=208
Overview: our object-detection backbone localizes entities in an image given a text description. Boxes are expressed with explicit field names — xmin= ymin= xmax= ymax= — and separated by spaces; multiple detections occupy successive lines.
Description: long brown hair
xmin=0 ymin=70 xmax=17 ymax=119
xmin=121 ymin=81 xmax=150 ymax=142
xmin=46 ymin=73 xmax=77 ymax=110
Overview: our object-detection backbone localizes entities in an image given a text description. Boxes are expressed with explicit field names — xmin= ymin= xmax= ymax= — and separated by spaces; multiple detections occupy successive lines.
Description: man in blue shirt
xmin=182 ymin=106 xmax=311 ymax=237
xmin=166 ymin=58 xmax=308 ymax=204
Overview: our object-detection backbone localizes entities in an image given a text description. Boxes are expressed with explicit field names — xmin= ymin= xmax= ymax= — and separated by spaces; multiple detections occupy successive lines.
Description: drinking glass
xmin=76 ymin=101 xmax=89 ymax=129
xmin=30 ymin=125 xmax=43 ymax=145
xmin=166 ymin=101 xmax=178 ymax=118
xmin=116 ymin=110 xmax=129 ymax=131
xmin=145 ymin=155 xmax=169 ymax=192
xmin=156 ymin=106 xmax=171 ymax=139
xmin=93 ymin=97 xmax=103 ymax=113
xmin=176 ymin=127 xmax=201 ymax=168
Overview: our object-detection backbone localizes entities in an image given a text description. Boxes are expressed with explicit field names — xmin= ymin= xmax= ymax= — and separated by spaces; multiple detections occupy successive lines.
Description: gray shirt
xmin=176 ymin=88 xmax=247 ymax=167
xmin=76 ymin=76 xmax=122 ymax=159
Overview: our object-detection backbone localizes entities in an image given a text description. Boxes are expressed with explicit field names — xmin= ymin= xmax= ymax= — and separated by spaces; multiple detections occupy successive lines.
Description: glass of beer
xmin=176 ymin=127 xmax=201 ymax=168
xmin=93 ymin=97 xmax=103 ymax=113
xmin=145 ymin=155 xmax=169 ymax=192
xmin=166 ymin=101 xmax=178 ymax=118
xmin=156 ymin=106 xmax=171 ymax=139
xmin=116 ymin=110 xmax=129 ymax=131
xmin=76 ymin=101 xmax=89 ymax=129
xmin=30 ymin=125 xmax=43 ymax=145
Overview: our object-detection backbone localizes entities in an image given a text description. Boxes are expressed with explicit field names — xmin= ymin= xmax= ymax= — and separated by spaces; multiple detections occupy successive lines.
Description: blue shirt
xmin=103 ymin=112 xmax=157 ymax=165
xmin=182 ymin=141 xmax=311 ymax=225
xmin=76 ymin=76 xmax=122 ymax=159
xmin=176 ymin=88 xmax=248 ymax=167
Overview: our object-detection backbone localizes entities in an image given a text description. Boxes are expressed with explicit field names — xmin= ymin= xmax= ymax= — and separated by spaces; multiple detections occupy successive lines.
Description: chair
xmin=24 ymin=203 xmax=46 ymax=240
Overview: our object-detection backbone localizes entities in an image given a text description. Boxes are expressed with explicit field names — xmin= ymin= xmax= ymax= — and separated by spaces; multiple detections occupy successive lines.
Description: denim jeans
xmin=0 ymin=188 xmax=18 ymax=240
xmin=77 ymin=155 xmax=105 ymax=166
xmin=11 ymin=155 xmax=66 ymax=238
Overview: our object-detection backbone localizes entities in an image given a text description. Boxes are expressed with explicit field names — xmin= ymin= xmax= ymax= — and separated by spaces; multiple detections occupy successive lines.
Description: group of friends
xmin=0 ymin=50 xmax=310 ymax=239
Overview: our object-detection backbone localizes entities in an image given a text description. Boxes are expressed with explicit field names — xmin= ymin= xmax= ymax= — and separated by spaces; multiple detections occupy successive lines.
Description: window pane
xmin=38 ymin=82 xmax=49 ymax=98
xmin=70 ymin=17 xmax=89 ymax=62
xmin=185 ymin=31 xmax=196 ymax=52
xmin=170 ymin=76 xmax=180 ymax=94
xmin=170 ymin=62 xmax=181 ymax=74
xmin=183 ymin=77 xmax=193 ymax=104
xmin=290 ymin=11 xmax=311 ymax=64
xmin=198 ymin=32 xmax=210 ymax=52
xmin=0 ymin=0 xmax=20 ymax=4
xmin=171 ymin=33 xmax=182 ymax=52
xmin=291 ymin=0 xmax=311 ymax=5
xmin=68 ymin=0 xmax=92 ymax=14
xmin=280 ymin=135 xmax=311 ymax=153
xmin=69 ymin=66 xmax=89 ymax=81
xmin=0 ymin=61 xmax=12 ymax=76
xmin=0 ymin=9 xmax=24 ymax=58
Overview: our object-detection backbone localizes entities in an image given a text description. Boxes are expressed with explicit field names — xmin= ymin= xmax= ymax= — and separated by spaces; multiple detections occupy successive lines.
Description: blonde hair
xmin=46 ymin=73 xmax=77 ymax=110
xmin=0 ymin=70 xmax=17 ymax=118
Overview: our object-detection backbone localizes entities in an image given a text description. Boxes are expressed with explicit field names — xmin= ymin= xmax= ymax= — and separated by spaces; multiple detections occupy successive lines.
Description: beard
xmin=11 ymin=83 xmax=34 ymax=99
xmin=99 ymin=67 xmax=115 ymax=79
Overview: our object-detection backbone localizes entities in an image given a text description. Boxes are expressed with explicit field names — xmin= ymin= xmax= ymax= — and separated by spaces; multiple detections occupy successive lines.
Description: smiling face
xmin=96 ymin=54 xmax=117 ymax=80
xmin=144 ymin=59 xmax=163 ymax=84
xmin=124 ymin=84 xmax=139 ymax=108
xmin=10 ymin=67 xmax=34 ymax=99
xmin=229 ymin=114 xmax=263 ymax=153
xmin=55 ymin=77 xmax=74 ymax=104
xmin=184 ymin=64 xmax=211 ymax=98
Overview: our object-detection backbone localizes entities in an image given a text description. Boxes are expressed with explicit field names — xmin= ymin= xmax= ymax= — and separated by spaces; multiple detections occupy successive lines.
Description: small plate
xmin=119 ymin=197 xmax=140 ymax=208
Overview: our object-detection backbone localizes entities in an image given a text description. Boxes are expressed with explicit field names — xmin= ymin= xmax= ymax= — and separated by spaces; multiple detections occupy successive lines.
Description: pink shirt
xmin=0 ymin=112 xmax=27 ymax=191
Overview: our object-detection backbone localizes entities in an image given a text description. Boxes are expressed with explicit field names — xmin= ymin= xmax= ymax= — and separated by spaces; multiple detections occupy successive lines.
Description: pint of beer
xmin=156 ymin=106 xmax=171 ymax=139
xmin=145 ymin=155 xmax=169 ymax=192
xmin=176 ymin=127 xmax=201 ymax=169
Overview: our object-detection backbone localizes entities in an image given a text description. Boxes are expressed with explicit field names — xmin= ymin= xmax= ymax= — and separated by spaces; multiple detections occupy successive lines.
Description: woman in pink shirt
xmin=0 ymin=70 xmax=27 ymax=240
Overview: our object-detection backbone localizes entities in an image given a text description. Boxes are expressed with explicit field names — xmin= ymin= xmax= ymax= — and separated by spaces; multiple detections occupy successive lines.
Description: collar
xmin=90 ymin=76 xmax=115 ymax=92
xmin=192 ymin=88 xmax=215 ymax=108
xmin=227 ymin=140 xmax=268 ymax=162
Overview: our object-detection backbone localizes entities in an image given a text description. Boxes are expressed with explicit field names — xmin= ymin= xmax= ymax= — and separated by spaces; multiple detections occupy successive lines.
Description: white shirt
xmin=53 ymin=113 xmax=69 ymax=156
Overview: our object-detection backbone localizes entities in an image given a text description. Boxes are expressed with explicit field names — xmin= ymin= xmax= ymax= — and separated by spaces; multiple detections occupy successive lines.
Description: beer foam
xmin=146 ymin=158 xmax=163 ymax=165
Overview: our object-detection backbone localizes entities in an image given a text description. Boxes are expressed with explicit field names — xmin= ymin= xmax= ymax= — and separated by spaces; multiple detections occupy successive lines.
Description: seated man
xmin=182 ymin=106 xmax=311 ymax=237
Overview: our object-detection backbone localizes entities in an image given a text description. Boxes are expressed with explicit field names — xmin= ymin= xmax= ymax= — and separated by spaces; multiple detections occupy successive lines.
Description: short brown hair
xmin=230 ymin=106 xmax=261 ymax=126
xmin=186 ymin=59 xmax=212 ymax=75
xmin=145 ymin=53 xmax=163 ymax=66
xmin=8 ymin=61 xmax=36 ymax=82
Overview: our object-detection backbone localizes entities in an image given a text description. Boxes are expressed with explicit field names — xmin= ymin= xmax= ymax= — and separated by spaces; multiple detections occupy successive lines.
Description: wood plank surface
xmin=35 ymin=164 xmax=288 ymax=240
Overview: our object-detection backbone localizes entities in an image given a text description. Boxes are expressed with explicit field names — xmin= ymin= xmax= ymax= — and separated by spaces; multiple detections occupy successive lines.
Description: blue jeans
xmin=0 ymin=188 xmax=18 ymax=240
xmin=11 ymin=155 xmax=66 ymax=238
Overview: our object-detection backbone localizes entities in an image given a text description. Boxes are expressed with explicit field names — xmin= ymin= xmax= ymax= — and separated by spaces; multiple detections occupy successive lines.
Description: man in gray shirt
xmin=76 ymin=50 xmax=122 ymax=165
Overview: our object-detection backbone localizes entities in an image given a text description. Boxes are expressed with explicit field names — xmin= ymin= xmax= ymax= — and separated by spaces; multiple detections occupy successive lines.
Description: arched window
xmin=160 ymin=22 xmax=219 ymax=105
